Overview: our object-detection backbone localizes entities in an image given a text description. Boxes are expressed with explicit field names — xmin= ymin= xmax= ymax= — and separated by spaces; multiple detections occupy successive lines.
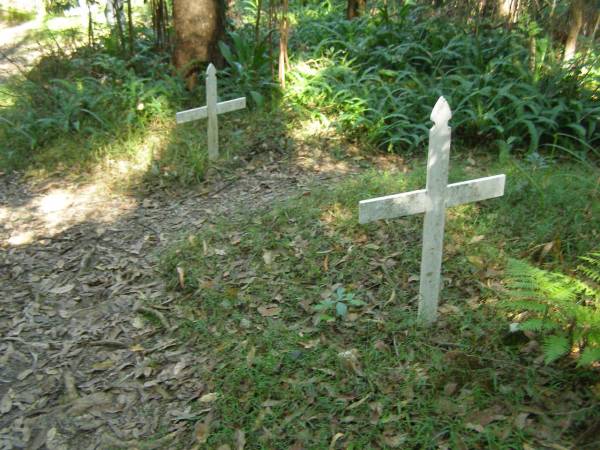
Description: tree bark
xmin=173 ymin=0 xmax=225 ymax=89
xmin=278 ymin=0 xmax=289 ymax=88
xmin=347 ymin=0 xmax=366 ymax=20
xmin=563 ymin=0 xmax=584 ymax=61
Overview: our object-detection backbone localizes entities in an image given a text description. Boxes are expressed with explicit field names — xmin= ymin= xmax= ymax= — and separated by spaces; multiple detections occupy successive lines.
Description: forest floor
xmin=0 ymin=145 xmax=364 ymax=449
xmin=2 ymin=16 xmax=599 ymax=450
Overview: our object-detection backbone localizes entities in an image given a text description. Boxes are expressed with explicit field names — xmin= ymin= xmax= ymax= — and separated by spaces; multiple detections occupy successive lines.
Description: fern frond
xmin=503 ymin=254 xmax=600 ymax=366
xmin=519 ymin=318 xmax=559 ymax=332
xmin=543 ymin=335 xmax=570 ymax=364
xmin=500 ymin=299 xmax=549 ymax=313
xmin=577 ymin=346 xmax=600 ymax=367
xmin=578 ymin=252 xmax=600 ymax=283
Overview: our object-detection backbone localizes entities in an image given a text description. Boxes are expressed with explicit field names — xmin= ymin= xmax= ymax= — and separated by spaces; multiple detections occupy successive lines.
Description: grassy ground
xmin=162 ymin=159 xmax=599 ymax=449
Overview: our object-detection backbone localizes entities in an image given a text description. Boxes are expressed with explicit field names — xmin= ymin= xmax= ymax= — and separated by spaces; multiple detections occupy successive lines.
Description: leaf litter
xmin=0 ymin=154 xmax=329 ymax=449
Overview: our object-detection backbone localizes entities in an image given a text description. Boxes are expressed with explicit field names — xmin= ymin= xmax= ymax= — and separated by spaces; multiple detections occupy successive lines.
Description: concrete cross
xmin=175 ymin=64 xmax=246 ymax=160
xmin=358 ymin=96 xmax=506 ymax=325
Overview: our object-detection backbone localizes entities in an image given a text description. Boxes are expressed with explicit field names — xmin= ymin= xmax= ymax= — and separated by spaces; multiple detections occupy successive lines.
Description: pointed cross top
xmin=430 ymin=96 xmax=452 ymax=127
xmin=207 ymin=63 xmax=217 ymax=76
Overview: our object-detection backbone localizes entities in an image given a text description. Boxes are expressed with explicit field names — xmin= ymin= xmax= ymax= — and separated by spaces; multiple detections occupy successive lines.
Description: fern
xmin=543 ymin=334 xmax=570 ymax=364
xmin=503 ymin=252 xmax=600 ymax=366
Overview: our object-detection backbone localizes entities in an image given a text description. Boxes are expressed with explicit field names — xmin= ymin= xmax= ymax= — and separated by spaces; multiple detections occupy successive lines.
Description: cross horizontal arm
xmin=176 ymin=97 xmax=247 ymax=124
xmin=359 ymin=189 xmax=429 ymax=224
xmin=445 ymin=174 xmax=505 ymax=208
xmin=358 ymin=174 xmax=505 ymax=224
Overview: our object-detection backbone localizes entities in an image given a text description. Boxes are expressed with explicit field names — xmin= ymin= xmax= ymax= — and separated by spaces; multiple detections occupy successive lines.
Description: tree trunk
xmin=278 ymin=0 xmax=289 ymax=88
xmin=496 ymin=0 xmax=512 ymax=17
xmin=563 ymin=0 xmax=584 ymax=62
xmin=126 ymin=0 xmax=134 ymax=55
xmin=173 ymin=0 xmax=225 ymax=89
xmin=347 ymin=0 xmax=366 ymax=20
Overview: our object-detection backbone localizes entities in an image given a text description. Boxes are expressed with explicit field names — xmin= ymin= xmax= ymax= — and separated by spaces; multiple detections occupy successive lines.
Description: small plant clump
xmin=314 ymin=287 xmax=367 ymax=321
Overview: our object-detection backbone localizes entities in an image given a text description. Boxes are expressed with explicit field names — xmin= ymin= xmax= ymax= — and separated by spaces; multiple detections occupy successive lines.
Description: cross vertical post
xmin=418 ymin=97 xmax=452 ymax=324
xmin=358 ymin=96 xmax=505 ymax=325
xmin=175 ymin=64 xmax=246 ymax=161
xmin=206 ymin=63 xmax=219 ymax=160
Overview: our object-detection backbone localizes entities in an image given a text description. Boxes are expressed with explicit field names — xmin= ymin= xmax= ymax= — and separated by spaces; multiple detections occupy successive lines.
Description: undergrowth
xmin=0 ymin=31 xmax=186 ymax=172
xmin=286 ymin=6 xmax=599 ymax=160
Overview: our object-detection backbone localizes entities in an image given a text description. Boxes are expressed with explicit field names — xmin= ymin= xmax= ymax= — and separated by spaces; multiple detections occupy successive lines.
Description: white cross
xmin=175 ymin=64 xmax=246 ymax=160
xmin=358 ymin=96 xmax=506 ymax=325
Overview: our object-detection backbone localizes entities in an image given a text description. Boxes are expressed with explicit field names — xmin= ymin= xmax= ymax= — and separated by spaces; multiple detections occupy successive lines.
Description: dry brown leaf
xmin=469 ymin=235 xmax=485 ymax=244
xmin=199 ymin=392 xmax=218 ymax=403
xmin=0 ymin=389 xmax=13 ymax=415
xmin=347 ymin=393 xmax=371 ymax=410
xmin=195 ymin=420 xmax=210 ymax=444
xmin=176 ymin=266 xmax=185 ymax=289
xmin=257 ymin=305 xmax=281 ymax=317
xmin=262 ymin=250 xmax=274 ymax=265
xmin=235 ymin=429 xmax=246 ymax=450
xmin=48 ymin=283 xmax=75 ymax=294
xmin=338 ymin=349 xmax=363 ymax=376
xmin=465 ymin=422 xmax=485 ymax=433
xmin=246 ymin=346 xmax=256 ymax=367
xmin=91 ymin=359 xmax=114 ymax=371
xmin=514 ymin=412 xmax=529 ymax=430
xmin=17 ymin=369 xmax=33 ymax=381
xmin=381 ymin=433 xmax=407 ymax=448
xmin=329 ymin=432 xmax=343 ymax=449
xmin=467 ymin=405 xmax=506 ymax=428
xmin=443 ymin=382 xmax=458 ymax=396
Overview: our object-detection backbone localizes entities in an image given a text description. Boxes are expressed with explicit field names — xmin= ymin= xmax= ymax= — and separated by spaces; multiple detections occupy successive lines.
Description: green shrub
xmin=218 ymin=26 xmax=279 ymax=107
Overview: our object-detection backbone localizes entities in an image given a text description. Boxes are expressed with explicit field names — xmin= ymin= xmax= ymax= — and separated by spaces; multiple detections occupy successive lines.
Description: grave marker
xmin=175 ymin=64 xmax=246 ymax=160
xmin=358 ymin=96 xmax=506 ymax=324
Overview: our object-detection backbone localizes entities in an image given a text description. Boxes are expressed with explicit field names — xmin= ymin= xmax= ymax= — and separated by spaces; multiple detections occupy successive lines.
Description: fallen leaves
xmin=257 ymin=304 xmax=281 ymax=317
xmin=176 ymin=266 xmax=185 ymax=289
xmin=48 ymin=283 xmax=75 ymax=295
xmin=465 ymin=405 xmax=507 ymax=432
xmin=194 ymin=420 xmax=210 ymax=444
xmin=0 ymin=389 xmax=13 ymax=415
xmin=338 ymin=349 xmax=363 ymax=377
xmin=199 ymin=392 xmax=219 ymax=403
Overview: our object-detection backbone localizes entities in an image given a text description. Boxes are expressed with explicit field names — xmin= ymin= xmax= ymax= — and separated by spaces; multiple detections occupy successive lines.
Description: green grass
xmin=162 ymin=159 xmax=600 ymax=449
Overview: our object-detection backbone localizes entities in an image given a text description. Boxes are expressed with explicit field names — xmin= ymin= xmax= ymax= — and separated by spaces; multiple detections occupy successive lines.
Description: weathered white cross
xmin=358 ymin=97 xmax=506 ymax=325
xmin=175 ymin=64 xmax=246 ymax=160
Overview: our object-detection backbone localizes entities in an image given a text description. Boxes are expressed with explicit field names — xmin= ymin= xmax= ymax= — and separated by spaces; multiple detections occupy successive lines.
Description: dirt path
xmin=0 ymin=152 xmax=355 ymax=449
xmin=0 ymin=18 xmax=45 ymax=82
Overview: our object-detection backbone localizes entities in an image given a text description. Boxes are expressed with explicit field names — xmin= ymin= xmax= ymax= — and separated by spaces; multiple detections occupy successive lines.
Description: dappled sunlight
xmin=320 ymin=202 xmax=354 ymax=227
xmin=288 ymin=115 xmax=358 ymax=175
xmin=1 ymin=182 xmax=137 ymax=247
